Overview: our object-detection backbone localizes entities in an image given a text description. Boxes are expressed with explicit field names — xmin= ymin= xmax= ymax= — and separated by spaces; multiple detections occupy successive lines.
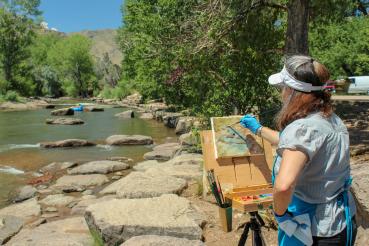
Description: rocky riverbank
xmin=0 ymin=95 xmax=368 ymax=245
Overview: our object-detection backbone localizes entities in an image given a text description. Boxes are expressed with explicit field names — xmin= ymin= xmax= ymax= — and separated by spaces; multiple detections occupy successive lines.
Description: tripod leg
xmin=238 ymin=222 xmax=251 ymax=246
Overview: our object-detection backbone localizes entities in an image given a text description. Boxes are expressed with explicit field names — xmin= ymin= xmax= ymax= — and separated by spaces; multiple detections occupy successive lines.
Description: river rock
xmin=71 ymin=196 xmax=116 ymax=215
xmin=0 ymin=216 xmax=23 ymax=245
xmin=39 ymin=194 xmax=77 ymax=207
xmin=101 ymin=172 xmax=187 ymax=198
xmin=168 ymin=153 xmax=203 ymax=166
xmin=44 ymin=104 xmax=55 ymax=109
xmin=52 ymin=174 xmax=109 ymax=192
xmin=162 ymin=113 xmax=183 ymax=128
xmin=121 ymin=235 xmax=205 ymax=246
xmin=139 ymin=113 xmax=153 ymax=119
xmin=6 ymin=217 xmax=93 ymax=246
xmin=14 ymin=185 xmax=37 ymax=203
xmin=133 ymin=160 xmax=160 ymax=172
xmin=50 ymin=108 xmax=74 ymax=116
xmin=145 ymin=164 xmax=202 ymax=180
xmin=115 ymin=110 xmax=135 ymax=118
xmin=85 ymin=194 xmax=206 ymax=245
xmin=106 ymin=135 xmax=153 ymax=145
xmin=107 ymin=156 xmax=134 ymax=163
xmin=350 ymin=144 xmax=369 ymax=157
xmin=46 ymin=118 xmax=84 ymax=125
xmin=0 ymin=198 xmax=41 ymax=223
xmin=121 ymin=93 xmax=142 ymax=105
xmin=68 ymin=160 xmax=130 ymax=175
xmin=39 ymin=161 xmax=77 ymax=173
xmin=84 ymin=106 xmax=104 ymax=112
xmin=143 ymin=143 xmax=181 ymax=161
xmin=351 ymin=162 xmax=369 ymax=227
xmin=175 ymin=117 xmax=195 ymax=135
xmin=179 ymin=132 xmax=197 ymax=146
xmin=40 ymin=139 xmax=96 ymax=148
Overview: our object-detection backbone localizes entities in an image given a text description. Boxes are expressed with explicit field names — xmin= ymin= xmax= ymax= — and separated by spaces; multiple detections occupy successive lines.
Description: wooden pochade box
xmin=200 ymin=130 xmax=274 ymax=213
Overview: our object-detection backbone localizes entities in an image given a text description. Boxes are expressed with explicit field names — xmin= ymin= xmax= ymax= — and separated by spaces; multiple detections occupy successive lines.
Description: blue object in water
xmin=72 ymin=104 xmax=84 ymax=112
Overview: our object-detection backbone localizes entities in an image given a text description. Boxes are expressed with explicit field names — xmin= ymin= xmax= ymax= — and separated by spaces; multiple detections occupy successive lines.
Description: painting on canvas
xmin=211 ymin=116 xmax=264 ymax=159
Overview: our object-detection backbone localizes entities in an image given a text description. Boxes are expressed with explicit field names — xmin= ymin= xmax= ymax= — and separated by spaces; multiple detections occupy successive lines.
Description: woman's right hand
xmin=240 ymin=114 xmax=262 ymax=134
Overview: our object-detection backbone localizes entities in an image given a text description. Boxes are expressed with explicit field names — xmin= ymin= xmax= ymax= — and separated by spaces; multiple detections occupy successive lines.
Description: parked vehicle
xmin=348 ymin=76 xmax=369 ymax=95
xmin=324 ymin=80 xmax=336 ymax=93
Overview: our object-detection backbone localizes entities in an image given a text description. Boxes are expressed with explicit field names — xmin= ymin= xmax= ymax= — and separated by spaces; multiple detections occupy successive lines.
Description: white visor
xmin=268 ymin=66 xmax=323 ymax=92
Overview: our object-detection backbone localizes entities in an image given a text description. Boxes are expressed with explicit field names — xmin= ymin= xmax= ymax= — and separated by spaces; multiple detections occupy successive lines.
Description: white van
xmin=348 ymin=76 xmax=369 ymax=95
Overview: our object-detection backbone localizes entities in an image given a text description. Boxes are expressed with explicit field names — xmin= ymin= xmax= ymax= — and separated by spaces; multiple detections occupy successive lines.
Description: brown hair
xmin=275 ymin=55 xmax=333 ymax=130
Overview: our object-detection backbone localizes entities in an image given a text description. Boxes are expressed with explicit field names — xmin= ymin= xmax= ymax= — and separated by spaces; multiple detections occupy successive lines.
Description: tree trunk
xmin=285 ymin=0 xmax=310 ymax=55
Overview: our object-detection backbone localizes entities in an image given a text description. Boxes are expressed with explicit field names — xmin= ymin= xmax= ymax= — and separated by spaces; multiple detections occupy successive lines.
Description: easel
xmin=200 ymin=130 xmax=274 ymax=246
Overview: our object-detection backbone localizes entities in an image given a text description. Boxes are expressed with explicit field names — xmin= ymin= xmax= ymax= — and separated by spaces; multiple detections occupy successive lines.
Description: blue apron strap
xmin=343 ymin=177 xmax=353 ymax=246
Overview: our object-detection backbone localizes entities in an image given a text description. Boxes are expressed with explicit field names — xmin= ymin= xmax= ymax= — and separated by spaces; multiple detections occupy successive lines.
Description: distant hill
xmin=70 ymin=29 xmax=122 ymax=65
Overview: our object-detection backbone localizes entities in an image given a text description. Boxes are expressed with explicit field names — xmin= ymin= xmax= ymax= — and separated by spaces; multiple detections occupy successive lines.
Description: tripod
xmin=238 ymin=212 xmax=266 ymax=246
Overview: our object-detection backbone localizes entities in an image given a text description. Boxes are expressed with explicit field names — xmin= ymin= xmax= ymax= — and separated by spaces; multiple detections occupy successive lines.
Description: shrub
xmin=3 ymin=90 xmax=21 ymax=102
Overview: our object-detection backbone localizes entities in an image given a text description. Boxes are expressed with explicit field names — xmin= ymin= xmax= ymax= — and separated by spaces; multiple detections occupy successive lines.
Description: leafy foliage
xmin=118 ymin=0 xmax=285 ymax=117
xmin=310 ymin=17 xmax=369 ymax=78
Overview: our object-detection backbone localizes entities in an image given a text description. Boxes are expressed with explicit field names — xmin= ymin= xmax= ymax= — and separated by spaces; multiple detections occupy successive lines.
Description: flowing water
xmin=0 ymin=105 xmax=177 ymax=207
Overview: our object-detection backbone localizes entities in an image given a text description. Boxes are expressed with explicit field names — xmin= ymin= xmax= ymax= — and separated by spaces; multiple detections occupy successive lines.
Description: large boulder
xmin=179 ymin=132 xmax=197 ymax=146
xmin=121 ymin=93 xmax=142 ymax=106
xmin=121 ymin=235 xmax=205 ymax=246
xmin=115 ymin=110 xmax=135 ymax=118
xmin=175 ymin=117 xmax=195 ymax=135
xmin=100 ymin=172 xmax=187 ymax=198
xmin=52 ymin=174 xmax=109 ymax=192
xmin=162 ymin=113 xmax=182 ymax=128
xmin=68 ymin=160 xmax=130 ymax=175
xmin=133 ymin=160 xmax=160 ymax=172
xmin=106 ymin=135 xmax=153 ymax=145
xmin=0 ymin=198 xmax=41 ymax=223
xmin=85 ymin=194 xmax=206 ymax=245
xmin=46 ymin=118 xmax=84 ymax=125
xmin=0 ymin=216 xmax=23 ymax=245
xmin=50 ymin=108 xmax=74 ymax=116
xmin=14 ymin=185 xmax=37 ymax=203
xmin=40 ymin=139 xmax=96 ymax=148
xmin=6 ymin=217 xmax=93 ymax=246
xmin=39 ymin=162 xmax=77 ymax=174
xmin=39 ymin=194 xmax=77 ymax=207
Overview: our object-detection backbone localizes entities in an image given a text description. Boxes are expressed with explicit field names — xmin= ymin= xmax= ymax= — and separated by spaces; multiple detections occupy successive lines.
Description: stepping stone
xmin=39 ymin=162 xmax=77 ymax=173
xmin=0 ymin=198 xmax=40 ymax=223
xmin=121 ymin=235 xmax=205 ymax=246
xmin=100 ymin=172 xmax=187 ymax=198
xmin=145 ymin=164 xmax=202 ymax=180
xmin=0 ymin=216 xmax=23 ymax=244
xmin=14 ymin=185 xmax=37 ymax=203
xmin=39 ymin=194 xmax=77 ymax=207
xmin=6 ymin=217 xmax=93 ymax=246
xmin=106 ymin=135 xmax=153 ymax=145
xmin=85 ymin=194 xmax=206 ymax=245
xmin=40 ymin=139 xmax=95 ymax=148
xmin=143 ymin=143 xmax=181 ymax=161
xmin=68 ymin=160 xmax=130 ymax=175
xmin=115 ymin=110 xmax=135 ymax=118
xmin=167 ymin=153 xmax=203 ymax=166
xmin=46 ymin=118 xmax=84 ymax=125
xmin=50 ymin=108 xmax=74 ymax=116
xmin=52 ymin=174 xmax=109 ymax=192
xmin=71 ymin=196 xmax=116 ymax=215
xmin=133 ymin=160 xmax=160 ymax=172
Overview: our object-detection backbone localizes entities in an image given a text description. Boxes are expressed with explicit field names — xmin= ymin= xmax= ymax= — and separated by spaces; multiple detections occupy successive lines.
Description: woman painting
xmin=240 ymin=55 xmax=357 ymax=246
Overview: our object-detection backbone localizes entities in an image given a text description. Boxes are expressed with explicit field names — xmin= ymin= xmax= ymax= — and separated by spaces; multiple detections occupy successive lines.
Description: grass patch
xmin=90 ymin=229 xmax=104 ymax=246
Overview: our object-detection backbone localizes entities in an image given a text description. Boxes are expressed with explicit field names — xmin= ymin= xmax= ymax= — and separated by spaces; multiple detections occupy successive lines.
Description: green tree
xmin=310 ymin=17 xmax=369 ymax=78
xmin=48 ymin=35 xmax=95 ymax=97
xmin=0 ymin=0 xmax=41 ymax=94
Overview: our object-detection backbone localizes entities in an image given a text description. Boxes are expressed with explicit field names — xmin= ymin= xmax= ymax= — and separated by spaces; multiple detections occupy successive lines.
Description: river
xmin=0 ymin=105 xmax=176 ymax=207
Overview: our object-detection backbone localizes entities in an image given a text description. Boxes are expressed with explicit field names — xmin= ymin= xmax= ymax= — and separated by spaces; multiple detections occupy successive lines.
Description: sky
xmin=40 ymin=0 xmax=124 ymax=33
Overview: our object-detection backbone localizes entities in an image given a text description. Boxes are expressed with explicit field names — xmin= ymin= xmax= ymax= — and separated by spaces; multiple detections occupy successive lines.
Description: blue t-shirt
xmin=274 ymin=112 xmax=356 ymax=237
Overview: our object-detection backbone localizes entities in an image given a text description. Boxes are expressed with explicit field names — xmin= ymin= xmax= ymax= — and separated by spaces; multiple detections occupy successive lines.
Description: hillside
xmin=70 ymin=29 xmax=122 ymax=65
